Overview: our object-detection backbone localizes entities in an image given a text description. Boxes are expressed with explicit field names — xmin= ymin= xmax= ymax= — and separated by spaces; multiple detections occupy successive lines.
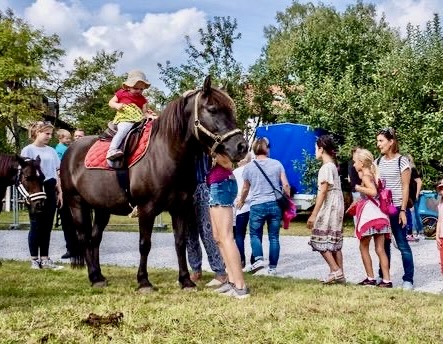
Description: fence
xmin=1 ymin=186 xmax=168 ymax=231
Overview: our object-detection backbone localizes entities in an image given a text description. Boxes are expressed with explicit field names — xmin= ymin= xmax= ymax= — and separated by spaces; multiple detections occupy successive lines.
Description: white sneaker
xmin=106 ymin=149 xmax=124 ymax=161
xmin=31 ymin=259 xmax=41 ymax=270
xmin=268 ymin=268 xmax=277 ymax=276
xmin=402 ymin=281 xmax=414 ymax=291
xmin=220 ymin=283 xmax=250 ymax=299
xmin=243 ymin=260 xmax=265 ymax=274
xmin=205 ymin=276 xmax=227 ymax=287
xmin=213 ymin=282 xmax=232 ymax=294
xmin=40 ymin=258 xmax=63 ymax=270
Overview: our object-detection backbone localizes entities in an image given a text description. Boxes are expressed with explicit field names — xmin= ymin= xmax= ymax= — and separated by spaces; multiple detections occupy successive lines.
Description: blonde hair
xmin=354 ymin=148 xmax=378 ymax=181
xmin=56 ymin=129 xmax=71 ymax=140
xmin=28 ymin=121 xmax=54 ymax=140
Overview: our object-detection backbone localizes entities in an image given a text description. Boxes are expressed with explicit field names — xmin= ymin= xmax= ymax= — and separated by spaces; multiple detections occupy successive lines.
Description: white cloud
xmin=19 ymin=0 xmax=207 ymax=89
xmin=377 ymin=0 xmax=441 ymax=34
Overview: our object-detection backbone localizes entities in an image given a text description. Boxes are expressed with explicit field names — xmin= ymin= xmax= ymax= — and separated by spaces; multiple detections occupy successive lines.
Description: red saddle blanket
xmin=85 ymin=121 xmax=153 ymax=170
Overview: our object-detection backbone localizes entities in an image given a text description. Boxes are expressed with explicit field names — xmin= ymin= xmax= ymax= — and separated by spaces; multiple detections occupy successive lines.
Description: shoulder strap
xmin=253 ymin=160 xmax=277 ymax=190
xmin=376 ymin=157 xmax=381 ymax=166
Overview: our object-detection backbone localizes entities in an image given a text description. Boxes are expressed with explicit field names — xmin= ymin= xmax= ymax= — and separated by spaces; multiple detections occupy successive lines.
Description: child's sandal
xmin=322 ymin=269 xmax=345 ymax=285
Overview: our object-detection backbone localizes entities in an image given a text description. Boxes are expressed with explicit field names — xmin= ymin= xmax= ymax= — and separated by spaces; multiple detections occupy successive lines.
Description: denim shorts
xmin=208 ymin=178 xmax=238 ymax=207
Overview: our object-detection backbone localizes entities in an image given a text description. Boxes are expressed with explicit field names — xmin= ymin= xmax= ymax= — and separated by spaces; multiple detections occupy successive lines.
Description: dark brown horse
xmin=60 ymin=76 xmax=248 ymax=291
xmin=0 ymin=154 xmax=46 ymax=215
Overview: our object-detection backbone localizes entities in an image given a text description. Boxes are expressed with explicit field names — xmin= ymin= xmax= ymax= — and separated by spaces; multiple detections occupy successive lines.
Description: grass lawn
xmin=0 ymin=211 xmax=356 ymax=236
xmin=0 ymin=261 xmax=442 ymax=343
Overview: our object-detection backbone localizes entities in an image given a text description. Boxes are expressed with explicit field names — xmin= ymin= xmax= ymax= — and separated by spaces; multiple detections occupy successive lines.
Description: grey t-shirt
xmin=21 ymin=144 xmax=60 ymax=181
xmin=242 ymin=158 xmax=285 ymax=206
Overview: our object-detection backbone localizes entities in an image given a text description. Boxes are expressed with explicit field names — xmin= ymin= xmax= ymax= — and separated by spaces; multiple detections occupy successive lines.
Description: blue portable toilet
xmin=255 ymin=123 xmax=325 ymax=196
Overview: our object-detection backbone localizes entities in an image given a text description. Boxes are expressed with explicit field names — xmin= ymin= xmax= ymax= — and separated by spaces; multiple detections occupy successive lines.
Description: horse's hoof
xmin=138 ymin=286 xmax=154 ymax=294
xmin=92 ymin=280 xmax=108 ymax=288
xmin=180 ymin=280 xmax=196 ymax=289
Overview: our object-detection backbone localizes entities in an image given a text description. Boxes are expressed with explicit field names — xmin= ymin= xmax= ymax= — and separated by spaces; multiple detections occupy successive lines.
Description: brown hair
xmin=252 ymin=137 xmax=269 ymax=156
xmin=29 ymin=121 xmax=54 ymax=140
xmin=316 ymin=135 xmax=337 ymax=158
xmin=377 ymin=127 xmax=399 ymax=154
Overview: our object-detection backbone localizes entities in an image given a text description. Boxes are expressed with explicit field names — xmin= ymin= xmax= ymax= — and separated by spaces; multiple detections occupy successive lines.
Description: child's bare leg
xmin=332 ymin=250 xmax=344 ymax=273
xmin=374 ymin=234 xmax=390 ymax=281
xmin=210 ymin=207 xmax=244 ymax=289
xmin=359 ymin=237 xmax=374 ymax=278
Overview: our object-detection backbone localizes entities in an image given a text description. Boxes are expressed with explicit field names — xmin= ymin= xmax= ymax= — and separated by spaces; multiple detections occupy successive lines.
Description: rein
xmin=192 ymin=91 xmax=242 ymax=156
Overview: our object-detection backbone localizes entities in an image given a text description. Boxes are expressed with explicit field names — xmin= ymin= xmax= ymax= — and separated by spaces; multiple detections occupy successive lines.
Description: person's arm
xmin=400 ymin=167 xmax=411 ymax=226
xmin=109 ymin=95 xmax=124 ymax=111
xmin=436 ymin=206 xmax=442 ymax=249
xmin=307 ymin=182 xmax=328 ymax=229
xmin=355 ymin=175 xmax=377 ymax=197
xmin=280 ymin=171 xmax=290 ymax=197
xmin=236 ymin=180 xmax=250 ymax=209
xmin=415 ymin=177 xmax=422 ymax=200
xmin=215 ymin=154 xmax=233 ymax=170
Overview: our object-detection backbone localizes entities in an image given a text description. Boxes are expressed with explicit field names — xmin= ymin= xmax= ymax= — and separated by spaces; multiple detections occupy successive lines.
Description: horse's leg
xmin=88 ymin=209 xmax=110 ymax=287
xmin=137 ymin=208 xmax=155 ymax=292
xmin=171 ymin=201 xmax=195 ymax=289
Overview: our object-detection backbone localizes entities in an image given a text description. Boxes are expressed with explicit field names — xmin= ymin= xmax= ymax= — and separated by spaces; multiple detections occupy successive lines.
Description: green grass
xmin=0 ymin=211 xmax=355 ymax=236
xmin=0 ymin=261 xmax=442 ymax=343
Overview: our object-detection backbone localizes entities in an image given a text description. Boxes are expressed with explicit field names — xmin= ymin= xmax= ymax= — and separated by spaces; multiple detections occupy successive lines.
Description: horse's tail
xmin=60 ymin=204 xmax=85 ymax=268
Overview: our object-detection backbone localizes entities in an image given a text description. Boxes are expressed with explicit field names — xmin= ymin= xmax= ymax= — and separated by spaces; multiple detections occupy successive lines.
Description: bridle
xmin=15 ymin=161 xmax=47 ymax=204
xmin=192 ymin=91 xmax=242 ymax=156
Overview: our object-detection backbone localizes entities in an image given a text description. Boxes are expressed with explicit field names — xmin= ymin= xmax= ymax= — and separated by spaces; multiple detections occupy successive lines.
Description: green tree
xmin=61 ymin=51 xmax=123 ymax=134
xmin=157 ymin=16 xmax=250 ymax=130
xmin=0 ymin=9 xmax=64 ymax=152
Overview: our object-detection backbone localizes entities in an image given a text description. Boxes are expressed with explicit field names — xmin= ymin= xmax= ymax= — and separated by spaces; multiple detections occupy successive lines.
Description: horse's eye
xmin=206 ymin=105 xmax=217 ymax=114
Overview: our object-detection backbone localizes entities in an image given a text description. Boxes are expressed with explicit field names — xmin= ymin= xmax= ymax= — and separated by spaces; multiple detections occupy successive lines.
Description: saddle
xmin=85 ymin=119 xmax=153 ymax=170
xmin=99 ymin=120 xmax=148 ymax=169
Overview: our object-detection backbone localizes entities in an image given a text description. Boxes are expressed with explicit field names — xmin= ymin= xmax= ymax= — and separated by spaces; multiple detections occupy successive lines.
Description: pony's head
xmin=16 ymin=155 xmax=46 ymax=214
xmin=187 ymin=76 xmax=248 ymax=162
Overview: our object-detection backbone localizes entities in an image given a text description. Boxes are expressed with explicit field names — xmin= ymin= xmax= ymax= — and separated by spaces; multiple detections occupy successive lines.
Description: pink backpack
xmin=377 ymin=179 xmax=398 ymax=216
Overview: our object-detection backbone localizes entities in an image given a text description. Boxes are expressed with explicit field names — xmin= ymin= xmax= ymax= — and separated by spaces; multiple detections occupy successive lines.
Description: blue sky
xmin=1 ymin=0 xmax=441 ymax=91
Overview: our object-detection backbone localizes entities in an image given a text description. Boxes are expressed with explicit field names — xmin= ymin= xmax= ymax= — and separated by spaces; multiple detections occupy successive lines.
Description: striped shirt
xmin=376 ymin=155 xmax=410 ymax=207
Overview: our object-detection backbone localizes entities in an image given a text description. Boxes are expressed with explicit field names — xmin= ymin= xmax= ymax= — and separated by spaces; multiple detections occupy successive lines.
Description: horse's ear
xmin=16 ymin=155 xmax=27 ymax=167
xmin=203 ymin=75 xmax=212 ymax=96
xmin=35 ymin=155 xmax=41 ymax=165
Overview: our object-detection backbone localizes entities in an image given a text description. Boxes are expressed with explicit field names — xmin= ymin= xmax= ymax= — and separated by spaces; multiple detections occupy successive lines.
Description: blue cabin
xmin=255 ymin=123 xmax=326 ymax=196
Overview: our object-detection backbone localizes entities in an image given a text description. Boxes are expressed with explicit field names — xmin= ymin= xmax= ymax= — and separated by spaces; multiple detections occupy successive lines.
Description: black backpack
xmin=376 ymin=156 xmax=416 ymax=208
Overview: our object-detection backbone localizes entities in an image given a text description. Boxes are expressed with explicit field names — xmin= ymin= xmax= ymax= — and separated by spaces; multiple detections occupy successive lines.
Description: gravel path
xmin=0 ymin=230 xmax=441 ymax=294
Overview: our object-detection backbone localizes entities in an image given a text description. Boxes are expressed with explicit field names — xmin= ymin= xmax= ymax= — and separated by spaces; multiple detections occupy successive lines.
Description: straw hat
xmin=123 ymin=70 xmax=150 ymax=89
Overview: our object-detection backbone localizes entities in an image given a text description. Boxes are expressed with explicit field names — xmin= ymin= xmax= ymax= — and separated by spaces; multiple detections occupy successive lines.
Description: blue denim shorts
xmin=208 ymin=178 xmax=238 ymax=207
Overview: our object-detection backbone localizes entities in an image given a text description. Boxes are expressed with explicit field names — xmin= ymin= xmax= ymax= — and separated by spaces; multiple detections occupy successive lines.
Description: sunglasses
xmin=377 ymin=127 xmax=395 ymax=139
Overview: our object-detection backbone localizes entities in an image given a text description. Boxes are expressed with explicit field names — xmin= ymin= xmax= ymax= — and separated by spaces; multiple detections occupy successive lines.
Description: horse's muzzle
xmin=223 ymin=135 xmax=248 ymax=162
xmin=30 ymin=199 xmax=45 ymax=214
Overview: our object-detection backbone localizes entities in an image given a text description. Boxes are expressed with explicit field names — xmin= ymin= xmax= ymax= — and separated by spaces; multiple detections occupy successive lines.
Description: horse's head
xmin=16 ymin=155 xmax=46 ymax=214
xmin=187 ymin=76 xmax=248 ymax=162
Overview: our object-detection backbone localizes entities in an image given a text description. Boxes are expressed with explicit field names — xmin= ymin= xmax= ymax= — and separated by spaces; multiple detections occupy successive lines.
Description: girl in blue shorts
xmin=207 ymin=153 xmax=249 ymax=299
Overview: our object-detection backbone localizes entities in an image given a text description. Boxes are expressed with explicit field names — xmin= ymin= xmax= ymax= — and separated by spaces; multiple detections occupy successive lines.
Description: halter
xmin=16 ymin=163 xmax=47 ymax=205
xmin=192 ymin=91 xmax=242 ymax=156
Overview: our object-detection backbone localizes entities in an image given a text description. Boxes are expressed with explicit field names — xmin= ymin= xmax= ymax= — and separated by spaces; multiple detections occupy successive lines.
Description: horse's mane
xmin=0 ymin=154 xmax=17 ymax=178
xmin=151 ymin=88 xmax=236 ymax=140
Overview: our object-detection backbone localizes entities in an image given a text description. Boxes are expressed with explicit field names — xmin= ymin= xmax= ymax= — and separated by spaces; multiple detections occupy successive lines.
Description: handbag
xmin=253 ymin=161 xmax=291 ymax=211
